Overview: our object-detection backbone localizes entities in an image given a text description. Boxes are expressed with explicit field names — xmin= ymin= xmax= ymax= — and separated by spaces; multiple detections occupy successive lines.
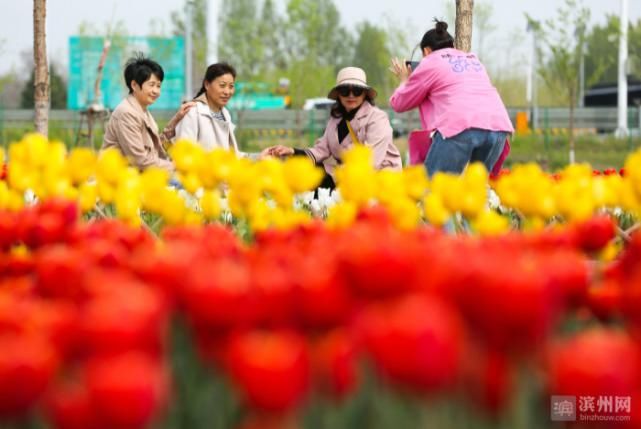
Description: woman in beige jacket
xmin=102 ymin=55 xmax=192 ymax=172
xmin=175 ymin=63 xmax=241 ymax=153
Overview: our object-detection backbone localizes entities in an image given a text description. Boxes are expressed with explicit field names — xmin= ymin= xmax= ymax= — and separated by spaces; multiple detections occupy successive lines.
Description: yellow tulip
xmin=67 ymin=148 xmax=98 ymax=184
xmin=78 ymin=182 xmax=98 ymax=213
xmin=423 ymin=193 xmax=451 ymax=227
xmin=159 ymin=189 xmax=187 ymax=225
xmin=375 ymin=170 xmax=405 ymax=205
xmin=247 ymin=198 xmax=273 ymax=231
xmin=402 ymin=165 xmax=429 ymax=200
xmin=6 ymin=189 xmax=25 ymax=211
xmin=22 ymin=133 xmax=49 ymax=167
xmin=170 ymin=139 xmax=205 ymax=172
xmin=472 ymin=210 xmax=510 ymax=236
xmin=387 ymin=197 xmax=422 ymax=230
xmin=0 ymin=181 xmax=9 ymax=209
xmin=326 ymin=201 xmax=358 ymax=229
xmin=282 ymin=156 xmax=323 ymax=193
xmin=96 ymin=149 xmax=128 ymax=184
xmin=200 ymin=189 xmax=222 ymax=220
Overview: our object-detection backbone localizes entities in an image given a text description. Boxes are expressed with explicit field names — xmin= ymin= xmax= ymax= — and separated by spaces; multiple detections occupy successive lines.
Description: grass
xmin=506 ymin=132 xmax=641 ymax=171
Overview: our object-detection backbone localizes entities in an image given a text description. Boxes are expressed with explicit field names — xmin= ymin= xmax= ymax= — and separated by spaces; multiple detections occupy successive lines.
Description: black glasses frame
xmin=337 ymin=85 xmax=365 ymax=97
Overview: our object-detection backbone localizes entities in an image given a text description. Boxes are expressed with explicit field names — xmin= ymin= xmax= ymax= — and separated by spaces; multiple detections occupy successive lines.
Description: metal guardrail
xmin=1 ymin=107 xmax=639 ymax=134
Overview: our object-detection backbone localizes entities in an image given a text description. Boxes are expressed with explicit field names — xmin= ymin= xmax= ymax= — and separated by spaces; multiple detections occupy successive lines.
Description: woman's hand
xmin=176 ymin=101 xmax=197 ymax=120
xmin=389 ymin=57 xmax=411 ymax=84
xmin=260 ymin=145 xmax=294 ymax=159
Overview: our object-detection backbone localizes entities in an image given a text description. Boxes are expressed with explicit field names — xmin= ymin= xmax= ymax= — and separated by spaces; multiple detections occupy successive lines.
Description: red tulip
xmin=540 ymin=249 xmax=591 ymax=309
xmin=35 ymin=245 xmax=89 ymax=301
xmin=44 ymin=377 xmax=100 ymax=429
xmin=130 ymin=242 xmax=207 ymax=307
xmin=338 ymin=225 xmax=418 ymax=299
xmin=462 ymin=344 xmax=513 ymax=416
xmin=227 ymin=330 xmax=310 ymax=413
xmin=456 ymin=254 xmax=559 ymax=353
xmin=80 ymin=281 xmax=168 ymax=358
xmin=359 ymin=294 xmax=465 ymax=393
xmin=587 ymin=280 xmax=622 ymax=322
xmin=17 ymin=199 xmax=78 ymax=248
xmin=0 ymin=211 xmax=18 ymax=249
xmin=548 ymin=329 xmax=641 ymax=398
xmin=571 ymin=215 xmax=616 ymax=253
xmin=182 ymin=257 xmax=254 ymax=330
xmin=249 ymin=250 xmax=296 ymax=328
xmin=0 ymin=334 xmax=59 ymax=418
xmin=293 ymin=254 xmax=355 ymax=330
xmin=70 ymin=219 xmax=154 ymax=253
xmin=621 ymin=269 xmax=641 ymax=337
xmin=86 ymin=352 xmax=169 ymax=429
xmin=309 ymin=329 xmax=359 ymax=401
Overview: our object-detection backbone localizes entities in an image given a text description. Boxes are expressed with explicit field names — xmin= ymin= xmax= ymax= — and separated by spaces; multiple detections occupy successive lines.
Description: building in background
xmin=584 ymin=76 xmax=641 ymax=107
xmin=67 ymin=36 xmax=185 ymax=110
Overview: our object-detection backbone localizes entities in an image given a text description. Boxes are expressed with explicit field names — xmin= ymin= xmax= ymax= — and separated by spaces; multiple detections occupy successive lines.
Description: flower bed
xmin=0 ymin=134 xmax=639 ymax=428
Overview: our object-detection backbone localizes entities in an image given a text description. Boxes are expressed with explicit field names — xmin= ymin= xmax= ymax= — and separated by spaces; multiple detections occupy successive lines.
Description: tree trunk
xmin=455 ymin=0 xmax=474 ymax=52
xmin=33 ymin=0 xmax=49 ymax=136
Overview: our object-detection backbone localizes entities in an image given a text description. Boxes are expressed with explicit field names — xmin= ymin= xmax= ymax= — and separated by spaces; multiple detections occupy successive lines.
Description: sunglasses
xmin=337 ymin=85 xmax=365 ymax=97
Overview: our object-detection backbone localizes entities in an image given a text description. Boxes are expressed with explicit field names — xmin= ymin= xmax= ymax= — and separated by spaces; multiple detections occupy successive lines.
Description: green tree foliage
xmin=20 ymin=64 xmax=67 ymax=109
xmin=628 ymin=19 xmax=641 ymax=80
xmin=530 ymin=0 xmax=590 ymax=162
xmin=584 ymin=17 xmax=641 ymax=84
xmin=257 ymin=0 xmax=286 ymax=74
xmin=352 ymin=22 xmax=393 ymax=100
xmin=584 ymin=15 xmax=619 ymax=84
xmin=278 ymin=0 xmax=353 ymax=104
xmin=284 ymin=0 xmax=352 ymax=69
xmin=474 ymin=1 xmax=496 ymax=61
xmin=218 ymin=0 xmax=262 ymax=78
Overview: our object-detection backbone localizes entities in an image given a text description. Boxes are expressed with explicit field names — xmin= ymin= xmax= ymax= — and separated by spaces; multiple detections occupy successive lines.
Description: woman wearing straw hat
xmin=262 ymin=66 xmax=402 ymax=190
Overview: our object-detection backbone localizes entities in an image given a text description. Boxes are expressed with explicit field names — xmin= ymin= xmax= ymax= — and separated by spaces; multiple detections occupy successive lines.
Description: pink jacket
xmin=305 ymin=101 xmax=402 ymax=178
xmin=390 ymin=48 xmax=514 ymax=138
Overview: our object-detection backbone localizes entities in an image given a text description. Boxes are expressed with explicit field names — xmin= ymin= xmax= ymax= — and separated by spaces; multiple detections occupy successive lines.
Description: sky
xmin=0 ymin=0 xmax=639 ymax=76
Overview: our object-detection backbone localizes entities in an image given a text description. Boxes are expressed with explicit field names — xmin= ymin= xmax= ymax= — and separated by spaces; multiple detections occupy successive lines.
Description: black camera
xmin=405 ymin=60 xmax=420 ymax=70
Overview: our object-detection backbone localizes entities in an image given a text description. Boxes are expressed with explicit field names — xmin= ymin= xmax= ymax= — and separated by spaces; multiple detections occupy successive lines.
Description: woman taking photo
xmin=389 ymin=20 xmax=513 ymax=177
xmin=263 ymin=66 xmax=402 ymax=190
xmin=175 ymin=62 xmax=240 ymax=152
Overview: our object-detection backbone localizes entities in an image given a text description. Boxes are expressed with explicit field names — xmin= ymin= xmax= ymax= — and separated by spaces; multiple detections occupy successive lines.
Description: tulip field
xmin=1 ymin=133 xmax=641 ymax=428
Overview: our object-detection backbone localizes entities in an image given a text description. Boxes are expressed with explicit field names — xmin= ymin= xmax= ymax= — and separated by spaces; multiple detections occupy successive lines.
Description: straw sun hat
xmin=327 ymin=67 xmax=377 ymax=100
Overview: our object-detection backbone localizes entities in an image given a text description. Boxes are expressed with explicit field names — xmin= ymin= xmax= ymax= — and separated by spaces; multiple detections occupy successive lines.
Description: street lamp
xmin=526 ymin=20 xmax=539 ymax=130
xmin=207 ymin=0 xmax=218 ymax=64
xmin=185 ymin=0 xmax=193 ymax=101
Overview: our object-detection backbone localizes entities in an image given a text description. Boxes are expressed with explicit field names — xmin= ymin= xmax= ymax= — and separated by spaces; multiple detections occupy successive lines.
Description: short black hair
xmin=123 ymin=53 xmax=164 ymax=94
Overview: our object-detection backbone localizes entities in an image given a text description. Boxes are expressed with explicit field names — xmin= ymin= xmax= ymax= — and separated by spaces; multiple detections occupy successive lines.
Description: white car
xmin=302 ymin=98 xmax=335 ymax=110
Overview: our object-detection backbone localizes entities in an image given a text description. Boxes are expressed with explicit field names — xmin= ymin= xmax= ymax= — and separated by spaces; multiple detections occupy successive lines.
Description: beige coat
xmin=102 ymin=95 xmax=174 ymax=172
xmin=174 ymin=93 xmax=239 ymax=152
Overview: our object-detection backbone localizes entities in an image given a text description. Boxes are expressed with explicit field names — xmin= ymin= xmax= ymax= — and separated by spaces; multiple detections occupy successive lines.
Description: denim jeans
xmin=424 ymin=128 xmax=508 ymax=177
